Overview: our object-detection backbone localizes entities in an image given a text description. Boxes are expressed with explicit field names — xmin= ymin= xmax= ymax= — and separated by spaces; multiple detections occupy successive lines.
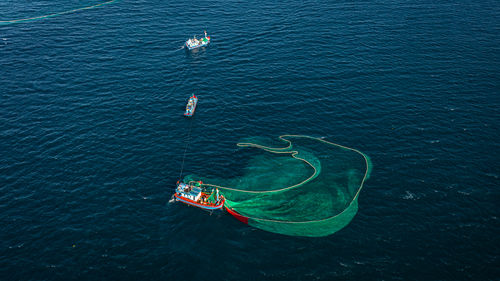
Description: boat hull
xmin=225 ymin=206 xmax=249 ymax=224
xmin=174 ymin=193 xmax=224 ymax=210
xmin=185 ymin=42 xmax=209 ymax=50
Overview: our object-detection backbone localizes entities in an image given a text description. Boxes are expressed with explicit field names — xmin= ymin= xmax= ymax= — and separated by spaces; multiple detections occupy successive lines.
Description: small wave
xmin=339 ymin=262 xmax=349 ymax=267
xmin=402 ymin=191 xmax=418 ymax=200
xmin=8 ymin=243 xmax=24 ymax=249
xmin=485 ymin=173 xmax=498 ymax=179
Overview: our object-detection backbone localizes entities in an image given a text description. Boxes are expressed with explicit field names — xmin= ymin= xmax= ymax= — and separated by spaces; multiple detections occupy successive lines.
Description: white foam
xmin=402 ymin=190 xmax=417 ymax=200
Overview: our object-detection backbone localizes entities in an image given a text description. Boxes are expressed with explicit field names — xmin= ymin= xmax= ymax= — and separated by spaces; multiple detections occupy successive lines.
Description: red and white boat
xmin=174 ymin=181 xmax=224 ymax=210
xmin=184 ymin=94 xmax=197 ymax=117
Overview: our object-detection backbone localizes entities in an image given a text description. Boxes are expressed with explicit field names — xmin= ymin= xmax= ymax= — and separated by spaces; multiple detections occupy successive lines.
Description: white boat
xmin=185 ymin=31 xmax=210 ymax=50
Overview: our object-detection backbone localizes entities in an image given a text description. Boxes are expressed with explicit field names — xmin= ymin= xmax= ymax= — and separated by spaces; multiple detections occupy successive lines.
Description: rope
xmin=0 ymin=0 xmax=118 ymax=25
xmin=178 ymin=116 xmax=195 ymax=180
xmin=203 ymin=134 xmax=372 ymax=224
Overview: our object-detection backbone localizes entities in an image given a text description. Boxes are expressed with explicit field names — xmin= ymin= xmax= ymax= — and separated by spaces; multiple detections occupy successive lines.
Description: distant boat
xmin=185 ymin=31 xmax=210 ymax=50
xmin=174 ymin=181 xmax=224 ymax=210
xmin=184 ymin=94 xmax=198 ymax=117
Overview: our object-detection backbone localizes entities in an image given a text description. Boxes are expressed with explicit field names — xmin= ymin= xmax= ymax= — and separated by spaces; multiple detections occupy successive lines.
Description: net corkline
xmin=201 ymin=134 xmax=371 ymax=224
xmin=0 ymin=0 xmax=118 ymax=25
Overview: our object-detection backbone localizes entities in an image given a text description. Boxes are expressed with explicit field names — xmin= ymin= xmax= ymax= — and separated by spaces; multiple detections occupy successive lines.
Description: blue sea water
xmin=1 ymin=0 xmax=499 ymax=280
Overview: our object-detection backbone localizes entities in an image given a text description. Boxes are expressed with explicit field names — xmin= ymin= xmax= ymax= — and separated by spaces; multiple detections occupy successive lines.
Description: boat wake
xmin=0 ymin=0 xmax=118 ymax=25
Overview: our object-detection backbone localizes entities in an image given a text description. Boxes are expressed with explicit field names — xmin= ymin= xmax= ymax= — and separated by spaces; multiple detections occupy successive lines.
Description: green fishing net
xmin=186 ymin=135 xmax=372 ymax=237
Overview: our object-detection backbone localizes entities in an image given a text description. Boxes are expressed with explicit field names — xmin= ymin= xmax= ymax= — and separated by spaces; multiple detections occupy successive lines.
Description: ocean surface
xmin=1 ymin=0 xmax=499 ymax=280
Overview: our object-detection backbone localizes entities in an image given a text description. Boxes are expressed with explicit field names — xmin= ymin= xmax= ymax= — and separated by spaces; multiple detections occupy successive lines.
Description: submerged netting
xmin=186 ymin=135 xmax=372 ymax=237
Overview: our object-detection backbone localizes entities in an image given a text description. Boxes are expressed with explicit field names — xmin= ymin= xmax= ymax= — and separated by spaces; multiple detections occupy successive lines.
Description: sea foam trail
xmin=0 ymin=0 xmax=118 ymax=25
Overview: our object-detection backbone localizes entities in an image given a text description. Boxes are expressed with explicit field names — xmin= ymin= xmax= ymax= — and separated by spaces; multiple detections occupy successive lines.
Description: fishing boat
xmin=174 ymin=181 xmax=225 ymax=210
xmin=185 ymin=31 xmax=210 ymax=50
xmin=184 ymin=94 xmax=197 ymax=116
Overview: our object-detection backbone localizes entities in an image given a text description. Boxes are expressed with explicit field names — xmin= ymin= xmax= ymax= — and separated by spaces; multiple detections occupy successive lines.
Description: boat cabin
xmin=177 ymin=182 xmax=202 ymax=201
